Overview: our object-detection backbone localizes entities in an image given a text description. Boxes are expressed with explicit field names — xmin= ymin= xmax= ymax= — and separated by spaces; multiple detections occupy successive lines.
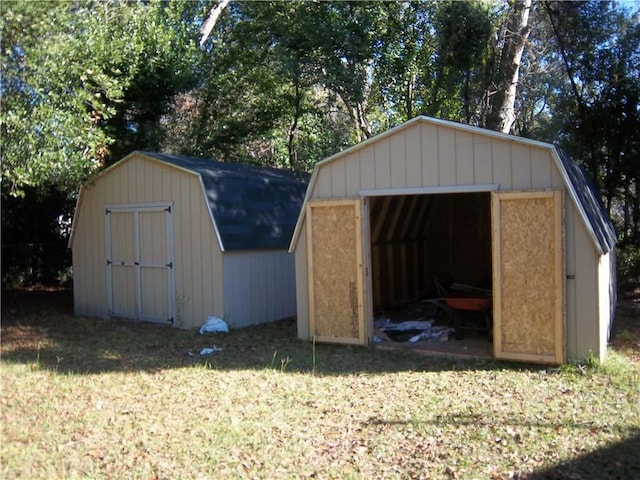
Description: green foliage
xmin=370 ymin=1 xmax=494 ymax=125
xmin=427 ymin=0 xmax=494 ymax=120
xmin=0 ymin=0 xmax=202 ymax=196
xmin=2 ymin=0 xmax=639 ymax=287
xmin=537 ymin=1 xmax=640 ymax=249
xmin=1 ymin=0 xmax=204 ymax=287
xmin=370 ymin=1 xmax=438 ymax=123
xmin=2 ymin=2 xmax=106 ymax=194
xmin=174 ymin=1 xmax=370 ymax=169
xmin=0 ymin=186 xmax=73 ymax=287
xmin=618 ymin=245 xmax=640 ymax=285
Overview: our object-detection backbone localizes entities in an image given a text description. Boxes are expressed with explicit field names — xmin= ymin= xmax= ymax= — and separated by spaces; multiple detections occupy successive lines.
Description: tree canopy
xmin=1 ymin=0 xmax=202 ymax=196
xmin=1 ymin=0 xmax=639 ymax=285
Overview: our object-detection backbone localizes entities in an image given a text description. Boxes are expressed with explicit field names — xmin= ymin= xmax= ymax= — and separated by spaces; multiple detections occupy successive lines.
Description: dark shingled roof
xmin=556 ymin=148 xmax=617 ymax=254
xmin=140 ymin=152 xmax=309 ymax=251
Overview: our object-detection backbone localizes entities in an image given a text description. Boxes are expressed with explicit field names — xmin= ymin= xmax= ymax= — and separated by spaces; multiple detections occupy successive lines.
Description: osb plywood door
xmin=492 ymin=190 xmax=566 ymax=364
xmin=307 ymin=199 xmax=366 ymax=345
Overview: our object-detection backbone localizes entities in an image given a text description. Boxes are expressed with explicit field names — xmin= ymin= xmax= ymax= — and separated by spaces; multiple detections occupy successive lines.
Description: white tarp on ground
xmin=373 ymin=318 xmax=455 ymax=343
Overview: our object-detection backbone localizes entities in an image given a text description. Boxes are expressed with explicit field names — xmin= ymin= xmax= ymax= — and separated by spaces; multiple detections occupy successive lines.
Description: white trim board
xmin=359 ymin=184 xmax=499 ymax=197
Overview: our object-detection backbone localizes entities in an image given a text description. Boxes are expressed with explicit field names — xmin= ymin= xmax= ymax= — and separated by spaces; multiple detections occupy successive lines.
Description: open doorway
xmin=367 ymin=192 xmax=493 ymax=358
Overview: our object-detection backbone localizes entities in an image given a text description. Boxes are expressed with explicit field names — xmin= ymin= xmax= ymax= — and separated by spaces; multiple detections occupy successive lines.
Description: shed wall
xmin=295 ymin=222 xmax=310 ymax=339
xmin=72 ymin=154 xmax=224 ymax=329
xmin=308 ymin=122 xmax=564 ymax=201
xmin=223 ymin=250 xmax=297 ymax=327
xmin=295 ymin=121 xmax=607 ymax=361
xmin=567 ymin=207 xmax=601 ymax=361
xmin=597 ymin=251 xmax=615 ymax=362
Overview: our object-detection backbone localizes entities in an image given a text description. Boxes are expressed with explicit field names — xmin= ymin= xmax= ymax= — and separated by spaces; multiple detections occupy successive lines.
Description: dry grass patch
xmin=1 ymin=289 xmax=639 ymax=479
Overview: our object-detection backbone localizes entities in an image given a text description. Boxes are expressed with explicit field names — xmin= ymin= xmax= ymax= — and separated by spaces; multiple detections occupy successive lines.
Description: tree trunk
xmin=406 ymin=74 xmax=414 ymax=120
xmin=336 ymin=79 xmax=372 ymax=142
xmin=287 ymin=80 xmax=302 ymax=170
xmin=341 ymin=95 xmax=371 ymax=142
xmin=199 ymin=0 xmax=231 ymax=47
xmin=485 ymin=0 xmax=532 ymax=133
xmin=633 ymin=179 xmax=640 ymax=245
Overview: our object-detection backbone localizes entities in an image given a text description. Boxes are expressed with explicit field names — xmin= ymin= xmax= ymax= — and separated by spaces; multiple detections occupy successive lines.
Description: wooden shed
xmin=70 ymin=151 xmax=308 ymax=329
xmin=289 ymin=116 xmax=617 ymax=364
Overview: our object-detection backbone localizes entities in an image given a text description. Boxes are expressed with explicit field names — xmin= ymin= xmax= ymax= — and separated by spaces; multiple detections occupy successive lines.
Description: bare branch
xmin=199 ymin=0 xmax=231 ymax=48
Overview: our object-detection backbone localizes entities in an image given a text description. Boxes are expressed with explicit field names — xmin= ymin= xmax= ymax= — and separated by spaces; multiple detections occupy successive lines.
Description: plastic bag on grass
xmin=200 ymin=346 xmax=223 ymax=355
xmin=199 ymin=316 xmax=229 ymax=334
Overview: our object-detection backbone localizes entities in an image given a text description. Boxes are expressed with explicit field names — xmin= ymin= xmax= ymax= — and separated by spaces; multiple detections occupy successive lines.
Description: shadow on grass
xmin=366 ymin=415 xmax=640 ymax=479
xmin=524 ymin=430 xmax=640 ymax=480
xmin=365 ymin=413 xmax=619 ymax=431
xmin=0 ymin=288 xmax=543 ymax=376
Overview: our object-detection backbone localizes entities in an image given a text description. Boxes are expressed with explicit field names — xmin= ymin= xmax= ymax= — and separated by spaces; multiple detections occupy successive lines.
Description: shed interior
xmin=369 ymin=192 xmax=492 ymax=311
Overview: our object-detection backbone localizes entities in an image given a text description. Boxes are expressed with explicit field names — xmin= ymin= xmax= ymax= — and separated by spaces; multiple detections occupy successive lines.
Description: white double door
xmin=105 ymin=203 xmax=175 ymax=323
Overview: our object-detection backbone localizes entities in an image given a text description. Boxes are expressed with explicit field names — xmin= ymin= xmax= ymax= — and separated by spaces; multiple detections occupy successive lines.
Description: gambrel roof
xmin=289 ymin=116 xmax=616 ymax=255
xmin=71 ymin=151 xmax=309 ymax=251
xmin=555 ymin=148 xmax=617 ymax=254
xmin=141 ymin=152 xmax=309 ymax=251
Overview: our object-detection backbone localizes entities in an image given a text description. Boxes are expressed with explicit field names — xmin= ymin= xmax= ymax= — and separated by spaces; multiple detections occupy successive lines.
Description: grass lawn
xmin=1 ymin=289 xmax=639 ymax=480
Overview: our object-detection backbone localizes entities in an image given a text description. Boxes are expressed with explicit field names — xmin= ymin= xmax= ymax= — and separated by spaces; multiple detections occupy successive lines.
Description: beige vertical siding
xmin=71 ymin=191 xmax=98 ymax=318
xmin=405 ymin=125 xmax=423 ymax=187
xmin=563 ymin=193 xmax=606 ymax=361
xmin=571 ymin=217 xmax=600 ymax=360
xmin=473 ymin=135 xmax=493 ymax=185
xmin=455 ymin=130 xmax=474 ymax=184
xmin=330 ymin=156 xmax=347 ymax=198
xmin=359 ymin=148 xmax=376 ymax=190
xmin=315 ymin=161 xmax=334 ymax=197
xmin=72 ymin=180 xmax=108 ymax=319
xmin=390 ymin=130 xmax=407 ymax=188
xmin=531 ymin=148 xmax=553 ymax=188
xmin=421 ymin=123 xmax=439 ymax=185
xmin=71 ymin=153 xmax=224 ymax=329
xmin=510 ymin=143 xmax=532 ymax=189
xmin=437 ymin=127 xmax=456 ymax=185
xmin=345 ymin=152 xmax=361 ymax=194
xmin=294 ymin=221 xmax=310 ymax=339
xmin=564 ymin=196 xmax=578 ymax=359
xmin=373 ymin=140 xmax=390 ymax=188
xmin=308 ymin=122 xmax=558 ymax=200
xmin=223 ymin=250 xmax=297 ymax=328
xmin=492 ymin=141 xmax=512 ymax=190
xmin=294 ymin=120 xmax=605 ymax=361
xmin=571 ymin=197 xmax=610 ymax=361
